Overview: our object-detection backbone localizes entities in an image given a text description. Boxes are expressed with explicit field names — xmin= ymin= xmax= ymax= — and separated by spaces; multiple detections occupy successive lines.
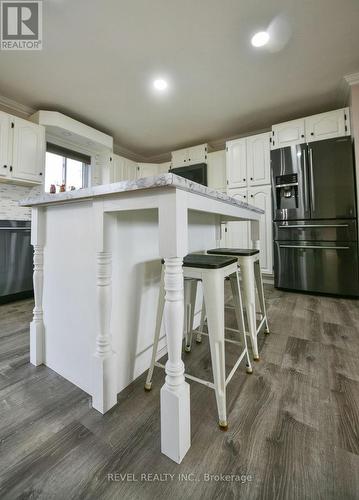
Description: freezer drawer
xmin=274 ymin=240 xmax=359 ymax=296
xmin=273 ymin=219 xmax=357 ymax=242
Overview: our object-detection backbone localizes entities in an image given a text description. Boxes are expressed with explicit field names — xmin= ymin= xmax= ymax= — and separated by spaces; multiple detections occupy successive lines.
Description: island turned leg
xmin=161 ymin=257 xmax=191 ymax=464
xmin=92 ymin=251 xmax=117 ymax=414
xmin=30 ymin=244 xmax=44 ymax=366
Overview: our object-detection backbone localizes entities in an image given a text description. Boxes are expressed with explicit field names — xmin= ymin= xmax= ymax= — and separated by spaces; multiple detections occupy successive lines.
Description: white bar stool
xmin=207 ymin=248 xmax=270 ymax=361
xmin=145 ymin=253 xmax=253 ymax=431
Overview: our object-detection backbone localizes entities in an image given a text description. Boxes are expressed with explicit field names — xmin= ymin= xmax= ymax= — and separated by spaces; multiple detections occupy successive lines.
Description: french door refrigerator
xmin=271 ymin=136 xmax=359 ymax=296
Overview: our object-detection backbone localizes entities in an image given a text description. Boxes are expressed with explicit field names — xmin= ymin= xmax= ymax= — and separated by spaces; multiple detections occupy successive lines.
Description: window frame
xmin=45 ymin=147 xmax=90 ymax=192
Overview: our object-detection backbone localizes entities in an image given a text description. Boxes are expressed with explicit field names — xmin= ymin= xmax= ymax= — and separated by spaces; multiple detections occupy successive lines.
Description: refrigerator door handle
xmin=308 ymin=147 xmax=315 ymax=211
xmin=302 ymin=146 xmax=309 ymax=212
xmin=278 ymin=224 xmax=349 ymax=228
xmin=279 ymin=245 xmax=350 ymax=250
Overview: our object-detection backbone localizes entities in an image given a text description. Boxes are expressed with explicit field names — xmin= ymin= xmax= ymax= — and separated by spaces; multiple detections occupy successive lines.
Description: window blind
xmin=46 ymin=143 xmax=91 ymax=165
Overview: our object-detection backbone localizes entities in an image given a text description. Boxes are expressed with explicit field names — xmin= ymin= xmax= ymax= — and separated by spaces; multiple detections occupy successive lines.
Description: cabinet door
xmin=248 ymin=186 xmax=272 ymax=274
xmin=171 ymin=148 xmax=188 ymax=168
xmin=226 ymin=188 xmax=249 ymax=248
xmin=271 ymin=119 xmax=305 ymax=150
xmin=207 ymin=150 xmax=226 ymax=190
xmin=12 ymin=117 xmax=45 ymax=183
xmin=226 ymin=138 xmax=247 ymax=188
xmin=305 ymin=109 xmax=348 ymax=142
xmin=110 ymin=154 xmax=125 ymax=182
xmin=123 ymin=158 xmax=139 ymax=180
xmin=138 ymin=163 xmax=159 ymax=177
xmin=246 ymin=132 xmax=271 ymax=186
xmin=187 ymin=144 xmax=207 ymax=165
xmin=0 ymin=111 xmax=10 ymax=178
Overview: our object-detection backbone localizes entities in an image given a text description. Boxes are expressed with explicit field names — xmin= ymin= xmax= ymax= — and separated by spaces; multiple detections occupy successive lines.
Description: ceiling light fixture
xmin=251 ymin=31 xmax=270 ymax=47
xmin=153 ymin=79 xmax=168 ymax=91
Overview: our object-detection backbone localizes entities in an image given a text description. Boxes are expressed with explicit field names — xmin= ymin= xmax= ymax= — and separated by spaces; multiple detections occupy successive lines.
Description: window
xmin=44 ymin=143 xmax=91 ymax=193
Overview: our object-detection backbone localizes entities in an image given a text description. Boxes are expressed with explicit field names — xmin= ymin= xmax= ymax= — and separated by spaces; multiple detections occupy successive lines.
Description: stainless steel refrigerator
xmin=271 ymin=136 xmax=359 ymax=296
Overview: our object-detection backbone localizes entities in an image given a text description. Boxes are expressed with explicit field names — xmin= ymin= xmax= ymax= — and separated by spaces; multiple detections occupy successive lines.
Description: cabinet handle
xmin=310 ymin=132 xmax=314 ymax=136
xmin=243 ymin=178 xmax=246 ymax=181
xmin=301 ymin=134 xmax=305 ymax=138
xmin=9 ymin=166 xmax=13 ymax=172
xmin=250 ymin=177 xmax=253 ymax=181
xmin=244 ymin=195 xmax=246 ymax=198
xmin=3 ymin=165 xmax=7 ymax=169
xmin=251 ymin=194 xmax=254 ymax=198
xmin=39 ymin=172 xmax=43 ymax=176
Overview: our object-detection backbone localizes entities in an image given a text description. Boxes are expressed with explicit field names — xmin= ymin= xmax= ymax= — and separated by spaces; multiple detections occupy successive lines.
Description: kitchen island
xmin=20 ymin=173 xmax=263 ymax=464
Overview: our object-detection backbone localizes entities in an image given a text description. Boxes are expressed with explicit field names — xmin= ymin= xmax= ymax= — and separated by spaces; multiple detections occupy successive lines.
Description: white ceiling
xmin=0 ymin=0 xmax=359 ymax=161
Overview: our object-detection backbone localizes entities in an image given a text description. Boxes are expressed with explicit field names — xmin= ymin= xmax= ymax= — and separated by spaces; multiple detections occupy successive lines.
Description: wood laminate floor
xmin=0 ymin=286 xmax=359 ymax=500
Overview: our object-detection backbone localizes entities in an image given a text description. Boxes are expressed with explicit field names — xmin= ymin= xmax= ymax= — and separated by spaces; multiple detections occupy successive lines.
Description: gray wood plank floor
xmin=0 ymin=286 xmax=359 ymax=499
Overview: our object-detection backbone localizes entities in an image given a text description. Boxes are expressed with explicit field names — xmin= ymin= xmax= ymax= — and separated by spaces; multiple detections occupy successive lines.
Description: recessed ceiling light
xmin=153 ymin=79 xmax=168 ymax=91
xmin=251 ymin=31 xmax=270 ymax=47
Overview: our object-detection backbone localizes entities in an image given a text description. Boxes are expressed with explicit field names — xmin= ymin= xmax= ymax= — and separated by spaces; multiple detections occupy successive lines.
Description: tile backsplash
xmin=0 ymin=183 xmax=41 ymax=220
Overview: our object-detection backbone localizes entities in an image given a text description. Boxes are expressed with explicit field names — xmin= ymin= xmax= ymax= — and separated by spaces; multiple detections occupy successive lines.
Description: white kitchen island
xmin=20 ymin=173 xmax=263 ymax=464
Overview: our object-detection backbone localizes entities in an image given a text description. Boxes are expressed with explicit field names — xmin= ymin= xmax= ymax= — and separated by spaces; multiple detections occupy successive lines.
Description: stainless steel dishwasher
xmin=0 ymin=220 xmax=33 ymax=302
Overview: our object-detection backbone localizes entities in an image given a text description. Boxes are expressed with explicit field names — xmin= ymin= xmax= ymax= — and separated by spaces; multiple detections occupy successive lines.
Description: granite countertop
xmin=19 ymin=173 xmax=264 ymax=214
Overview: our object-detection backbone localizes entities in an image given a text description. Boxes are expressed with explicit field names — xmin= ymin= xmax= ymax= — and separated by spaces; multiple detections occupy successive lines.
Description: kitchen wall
xmin=0 ymin=184 xmax=34 ymax=220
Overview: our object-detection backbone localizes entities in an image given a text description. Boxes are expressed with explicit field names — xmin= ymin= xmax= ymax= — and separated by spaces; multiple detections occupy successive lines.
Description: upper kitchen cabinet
xmin=207 ymin=150 xmax=226 ymax=191
xmin=226 ymin=132 xmax=270 ymax=188
xmin=305 ymin=108 xmax=350 ymax=142
xmin=271 ymin=108 xmax=350 ymax=149
xmin=12 ymin=117 xmax=45 ymax=183
xmin=110 ymin=154 xmax=138 ymax=182
xmin=0 ymin=112 xmax=10 ymax=178
xmin=246 ymin=132 xmax=271 ymax=186
xmin=226 ymin=138 xmax=247 ymax=188
xmin=171 ymin=143 xmax=208 ymax=167
xmin=0 ymin=111 xmax=45 ymax=185
xmin=271 ymin=118 xmax=305 ymax=150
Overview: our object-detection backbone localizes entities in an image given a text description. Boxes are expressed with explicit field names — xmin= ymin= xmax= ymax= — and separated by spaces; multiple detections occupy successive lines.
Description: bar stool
xmin=145 ymin=254 xmax=253 ymax=430
xmin=207 ymin=248 xmax=270 ymax=361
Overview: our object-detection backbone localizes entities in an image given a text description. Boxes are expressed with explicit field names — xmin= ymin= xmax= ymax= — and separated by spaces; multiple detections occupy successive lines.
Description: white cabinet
xmin=271 ymin=118 xmax=305 ymax=149
xmin=226 ymin=138 xmax=247 ymax=188
xmin=0 ymin=111 xmax=45 ymax=185
xmin=138 ymin=163 xmax=159 ymax=178
xmin=226 ymin=188 xmax=250 ymax=249
xmin=247 ymin=186 xmax=272 ymax=274
xmin=171 ymin=143 xmax=207 ymax=167
xmin=226 ymin=132 xmax=272 ymax=274
xmin=0 ymin=112 xmax=10 ymax=178
xmin=110 ymin=154 xmax=139 ymax=182
xmin=207 ymin=150 xmax=226 ymax=190
xmin=305 ymin=108 xmax=349 ymax=142
xmin=246 ymin=132 xmax=271 ymax=186
xmin=271 ymin=108 xmax=350 ymax=149
xmin=12 ymin=117 xmax=45 ymax=183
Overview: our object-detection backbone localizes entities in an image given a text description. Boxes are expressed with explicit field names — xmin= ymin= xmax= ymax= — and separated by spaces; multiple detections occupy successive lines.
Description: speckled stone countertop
xmin=19 ymin=173 xmax=264 ymax=214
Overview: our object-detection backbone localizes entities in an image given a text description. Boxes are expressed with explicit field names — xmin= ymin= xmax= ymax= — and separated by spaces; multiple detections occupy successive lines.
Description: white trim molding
xmin=344 ymin=72 xmax=359 ymax=87
xmin=0 ymin=94 xmax=35 ymax=118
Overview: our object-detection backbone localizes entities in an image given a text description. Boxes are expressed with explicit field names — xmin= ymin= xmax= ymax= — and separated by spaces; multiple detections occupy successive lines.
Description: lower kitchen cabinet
xmin=226 ymin=185 xmax=273 ymax=274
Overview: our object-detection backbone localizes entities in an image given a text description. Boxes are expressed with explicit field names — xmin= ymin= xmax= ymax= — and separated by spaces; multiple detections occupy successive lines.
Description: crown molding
xmin=344 ymin=72 xmax=359 ymax=86
xmin=338 ymin=72 xmax=359 ymax=107
xmin=113 ymin=142 xmax=147 ymax=162
xmin=0 ymin=94 xmax=35 ymax=118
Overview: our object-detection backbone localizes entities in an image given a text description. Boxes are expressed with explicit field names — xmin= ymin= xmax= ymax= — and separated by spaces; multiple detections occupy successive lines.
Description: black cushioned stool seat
xmin=183 ymin=254 xmax=237 ymax=269
xmin=207 ymin=248 xmax=260 ymax=257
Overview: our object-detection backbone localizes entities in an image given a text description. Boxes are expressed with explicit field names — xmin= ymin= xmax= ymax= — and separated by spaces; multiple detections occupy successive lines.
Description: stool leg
xmin=240 ymin=258 xmax=260 ymax=361
xmin=202 ymin=272 xmax=227 ymax=430
xmin=196 ymin=298 xmax=206 ymax=344
xmin=229 ymin=273 xmax=253 ymax=374
xmin=254 ymin=260 xmax=269 ymax=334
xmin=144 ymin=265 xmax=165 ymax=391
xmin=184 ymin=280 xmax=198 ymax=352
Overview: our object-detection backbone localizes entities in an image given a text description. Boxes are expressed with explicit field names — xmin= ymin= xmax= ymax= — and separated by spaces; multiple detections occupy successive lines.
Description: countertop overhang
xmin=19 ymin=173 xmax=264 ymax=214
